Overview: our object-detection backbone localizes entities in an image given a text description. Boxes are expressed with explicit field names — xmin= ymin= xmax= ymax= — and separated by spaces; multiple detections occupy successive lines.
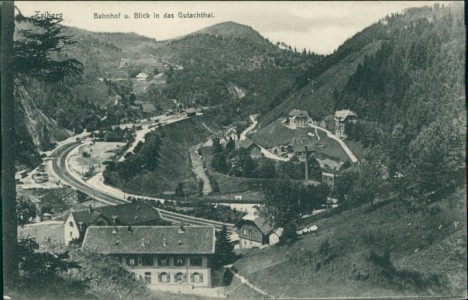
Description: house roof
xmin=335 ymin=109 xmax=357 ymax=121
xmin=135 ymin=72 xmax=149 ymax=79
xmin=237 ymin=216 xmax=274 ymax=236
xmin=142 ymin=103 xmax=156 ymax=112
xmin=69 ymin=201 xmax=163 ymax=226
xmin=96 ymin=201 xmax=163 ymax=225
xmin=225 ymin=127 xmax=237 ymax=135
xmin=82 ymin=226 xmax=216 ymax=255
xmin=291 ymin=137 xmax=315 ymax=153
xmin=71 ymin=210 xmax=107 ymax=227
xmin=239 ymin=138 xmax=260 ymax=150
xmin=289 ymin=109 xmax=309 ymax=118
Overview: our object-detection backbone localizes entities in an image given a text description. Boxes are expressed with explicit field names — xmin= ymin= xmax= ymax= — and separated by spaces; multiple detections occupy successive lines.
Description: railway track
xmin=51 ymin=142 xmax=235 ymax=230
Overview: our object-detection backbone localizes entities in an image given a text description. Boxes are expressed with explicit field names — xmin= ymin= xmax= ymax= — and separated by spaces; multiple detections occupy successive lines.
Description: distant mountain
xmin=193 ymin=21 xmax=269 ymax=44
xmin=15 ymin=21 xmax=323 ymax=167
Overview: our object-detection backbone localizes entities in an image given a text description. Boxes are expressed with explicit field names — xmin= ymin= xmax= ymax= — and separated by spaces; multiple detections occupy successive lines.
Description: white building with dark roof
xmin=235 ymin=212 xmax=282 ymax=249
xmin=334 ymin=109 xmax=358 ymax=139
xmin=82 ymin=225 xmax=215 ymax=287
xmin=288 ymin=109 xmax=310 ymax=129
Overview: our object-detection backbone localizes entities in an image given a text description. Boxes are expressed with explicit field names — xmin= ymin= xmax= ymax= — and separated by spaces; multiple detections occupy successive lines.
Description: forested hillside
xmin=156 ymin=22 xmax=323 ymax=116
xmin=15 ymin=21 xmax=322 ymax=168
xmin=262 ymin=3 xmax=465 ymax=202
xmin=337 ymin=4 xmax=465 ymax=201
xmin=230 ymin=4 xmax=465 ymax=298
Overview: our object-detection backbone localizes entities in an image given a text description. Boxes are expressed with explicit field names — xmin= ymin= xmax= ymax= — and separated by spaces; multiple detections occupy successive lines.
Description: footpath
xmin=189 ymin=144 xmax=212 ymax=195
xmin=226 ymin=268 xmax=273 ymax=298
xmin=308 ymin=124 xmax=358 ymax=163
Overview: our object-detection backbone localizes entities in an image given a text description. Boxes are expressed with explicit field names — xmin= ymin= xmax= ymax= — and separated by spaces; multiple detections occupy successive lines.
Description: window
xmin=191 ymin=272 xmax=203 ymax=283
xmin=126 ymin=256 xmax=136 ymax=266
xmin=174 ymin=257 xmax=186 ymax=266
xmin=190 ymin=256 xmax=202 ymax=266
xmin=158 ymin=256 xmax=169 ymax=266
xmin=158 ymin=272 xmax=169 ymax=283
xmin=144 ymin=272 xmax=152 ymax=284
xmin=69 ymin=221 xmax=74 ymax=227
xmin=137 ymin=257 xmax=142 ymax=265
xmin=142 ymin=256 xmax=154 ymax=266
xmin=175 ymin=272 xmax=185 ymax=283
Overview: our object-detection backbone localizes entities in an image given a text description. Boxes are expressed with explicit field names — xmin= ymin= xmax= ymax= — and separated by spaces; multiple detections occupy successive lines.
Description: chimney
xmin=163 ymin=238 xmax=167 ymax=247
xmin=127 ymin=225 xmax=132 ymax=232
xmin=112 ymin=226 xmax=117 ymax=234
xmin=88 ymin=205 xmax=93 ymax=213
xmin=78 ymin=221 xmax=84 ymax=231
xmin=141 ymin=238 xmax=145 ymax=247
xmin=111 ymin=215 xmax=117 ymax=225
xmin=304 ymin=146 xmax=309 ymax=181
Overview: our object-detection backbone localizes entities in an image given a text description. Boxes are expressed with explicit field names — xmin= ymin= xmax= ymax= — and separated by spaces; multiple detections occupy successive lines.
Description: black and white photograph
xmin=1 ymin=1 xmax=466 ymax=299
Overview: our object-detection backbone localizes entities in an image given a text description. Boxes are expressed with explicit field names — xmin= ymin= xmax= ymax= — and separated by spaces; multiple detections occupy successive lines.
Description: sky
xmin=16 ymin=1 xmax=450 ymax=54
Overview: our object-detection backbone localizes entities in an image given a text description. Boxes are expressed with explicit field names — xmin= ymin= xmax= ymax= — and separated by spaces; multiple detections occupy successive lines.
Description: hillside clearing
xmin=251 ymin=119 xmax=354 ymax=162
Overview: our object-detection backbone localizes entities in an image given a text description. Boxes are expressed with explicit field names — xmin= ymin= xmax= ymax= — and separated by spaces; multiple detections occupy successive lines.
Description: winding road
xmin=308 ymin=123 xmax=358 ymax=163
xmin=50 ymin=141 xmax=235 ymax=231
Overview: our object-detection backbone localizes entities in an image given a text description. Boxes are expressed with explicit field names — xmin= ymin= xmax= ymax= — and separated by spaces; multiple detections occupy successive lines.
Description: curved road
xmin=51 ymin=142 xmax=234 ymax=231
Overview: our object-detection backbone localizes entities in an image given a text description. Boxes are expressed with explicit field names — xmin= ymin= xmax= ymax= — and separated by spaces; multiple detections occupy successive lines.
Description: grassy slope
xmin=232 ymin=189 xmax=466 ymax=298
xmin=200 ymin=147 xmax=267 ymax=200
xmin=120 ymin=116 xmax=215 ymax=196
xmin=250 ymin=119 xmax=313 ymax=148
xmin=251 ymin=119 xmax=353 ymax=162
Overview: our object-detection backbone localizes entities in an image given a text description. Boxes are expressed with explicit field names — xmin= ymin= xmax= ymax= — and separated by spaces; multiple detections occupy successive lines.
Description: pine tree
xmin=213 ymin=225 xmax=236 ymax=268
xmin=3 ymin=5 xmax=83 ymax=289
xmin=225 ymin=137 xmax=235 ymax=154
xmin=212 ymin=137 xmax=223 ymax=154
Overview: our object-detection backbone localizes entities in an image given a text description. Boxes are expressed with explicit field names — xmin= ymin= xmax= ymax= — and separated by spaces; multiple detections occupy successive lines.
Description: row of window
xmin=116 ymin=255 xmax=203 ymax=267
xmin=139 ymin=271 xmax=204 ymax=284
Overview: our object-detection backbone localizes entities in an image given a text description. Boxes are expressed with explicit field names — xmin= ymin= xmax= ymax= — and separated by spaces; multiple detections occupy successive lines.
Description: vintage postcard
xmin=2 ymin=1 xmax=466 ymax=299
